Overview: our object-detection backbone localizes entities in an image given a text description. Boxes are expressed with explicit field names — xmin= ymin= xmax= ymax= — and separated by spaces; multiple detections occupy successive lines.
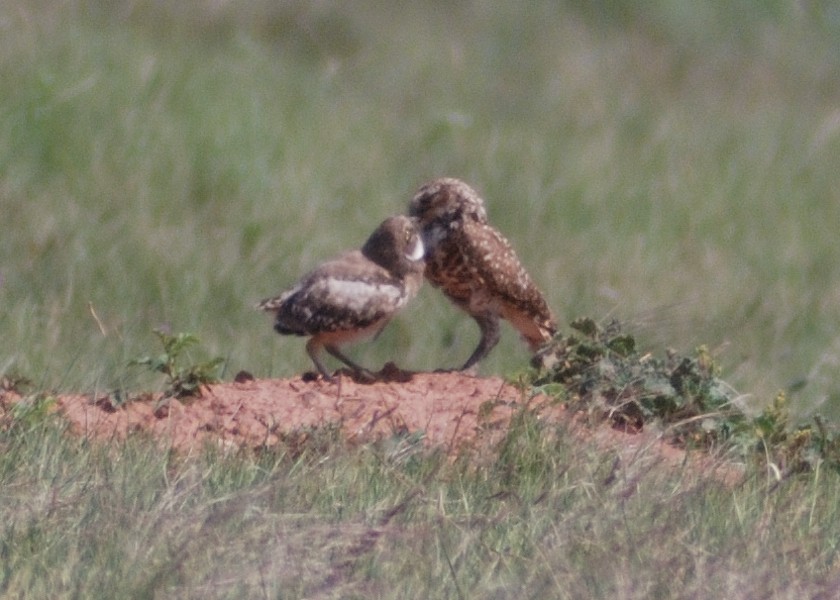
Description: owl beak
xmin=405 ymin=236 xmax=425 ymax=261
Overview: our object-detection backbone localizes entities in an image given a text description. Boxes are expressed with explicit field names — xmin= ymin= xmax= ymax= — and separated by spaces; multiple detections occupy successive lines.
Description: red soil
xmin=1 ymin=369 xmax=743 ymax=484
xmin=47 ymin=369 xmax=553 ymax=454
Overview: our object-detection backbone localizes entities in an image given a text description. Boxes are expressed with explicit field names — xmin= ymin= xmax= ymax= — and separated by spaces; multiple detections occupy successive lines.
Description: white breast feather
xmin=322 ymin=278 xmax=403 ymax=312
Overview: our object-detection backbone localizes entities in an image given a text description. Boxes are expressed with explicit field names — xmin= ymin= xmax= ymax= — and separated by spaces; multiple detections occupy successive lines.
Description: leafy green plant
xmin=1 ymin=373 xmax=53 ymax=431
xmin=0 ymin=372 xmax=35 ymax=396
xmin=8 ymin=394 xmax=57 ymax=427
xmin=130 ymin=329 xmax=224 ymax=399
xmin=530 ymin=317 xmax=741 ymax=444
xmin=747 ymin=392 xmax=840 ymax=477
xmin=529 ymin=317 xmax=840 ymax=473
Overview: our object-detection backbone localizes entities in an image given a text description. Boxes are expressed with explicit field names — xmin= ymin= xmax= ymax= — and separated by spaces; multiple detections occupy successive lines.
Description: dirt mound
xmin=49 ymin=370 xmax=555 ymax=454
xmin=1 ymin=370 xmax=743 ymax=484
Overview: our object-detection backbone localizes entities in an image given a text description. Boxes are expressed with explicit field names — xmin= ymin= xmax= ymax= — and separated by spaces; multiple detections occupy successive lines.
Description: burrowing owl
xmin=258 ymin=215 xmax=424 ymax=381
xmin=408 ymin=177 xmax=557 ymax=370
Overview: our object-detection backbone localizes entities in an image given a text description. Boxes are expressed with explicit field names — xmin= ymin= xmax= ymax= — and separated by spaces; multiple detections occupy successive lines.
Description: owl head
xmin=361 ymin=215 xmax=425 ymax=278
xmin=408 ymin=178 xmax=488 ymax=226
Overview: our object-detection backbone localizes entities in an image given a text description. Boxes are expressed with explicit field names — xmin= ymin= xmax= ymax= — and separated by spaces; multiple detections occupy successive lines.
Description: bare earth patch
xmin=2 ymin=370 xmax=744 ymax=483
xmin=52 ymin=370 xmax=551 ymax=454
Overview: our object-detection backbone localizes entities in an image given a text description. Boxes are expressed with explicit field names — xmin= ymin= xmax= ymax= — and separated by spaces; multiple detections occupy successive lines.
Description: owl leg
xmin=461 ymin=314 xmax=501 ymax=370
xmin=325 ymin=345 xmax=376 ymax=383
xmin=305 ymin=338 xmax=335 ymax=382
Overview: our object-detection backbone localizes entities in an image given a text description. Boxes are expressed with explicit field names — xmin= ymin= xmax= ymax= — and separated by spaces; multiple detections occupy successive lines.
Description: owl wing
xmin=445 ymin=222 xmax=549 ymax=311
xmin=268 ymin=252 xmax=410 ymax=335
xmin=467 ymin=222 xmax=558 ymax=340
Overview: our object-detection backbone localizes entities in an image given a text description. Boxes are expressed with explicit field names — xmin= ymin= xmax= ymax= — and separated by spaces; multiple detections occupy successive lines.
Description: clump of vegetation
xmin=530 ymin=317 xmax=741 ymax=443
xmin=7 ymin=394 xmax=57 ymax=428
xmin=130 ymin=329 xmax=224 ymax=399
xmin=0 ymin=372 xmax=56 ymax=431
xmin=750 ymin=392 xmax=840 ymax=477
xmin=0 ymin=372 xmax=34 ymax=396
xmin=529 ymin=317 xmax=840 ymax=474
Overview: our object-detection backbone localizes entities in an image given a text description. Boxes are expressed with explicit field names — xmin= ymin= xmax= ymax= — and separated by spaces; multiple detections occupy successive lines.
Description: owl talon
xmin=352 ymin=369 xmax=378 ymax=384
xmin=458 ymin=365 xmax=480 ymax=377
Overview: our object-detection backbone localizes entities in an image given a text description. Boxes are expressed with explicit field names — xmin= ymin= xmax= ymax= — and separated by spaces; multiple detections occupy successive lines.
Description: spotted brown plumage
xmin=258 ymin=215 xmax=424 ymax=381
xmin=408 ymin=178 xmax=557 ymax=370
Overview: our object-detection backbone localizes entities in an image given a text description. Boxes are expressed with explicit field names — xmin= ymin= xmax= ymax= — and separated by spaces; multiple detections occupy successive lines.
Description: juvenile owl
xmin=258 ymin=215 xmax=424 ymax=382
xmin=408 ymin=178 xmax=556 ymax=370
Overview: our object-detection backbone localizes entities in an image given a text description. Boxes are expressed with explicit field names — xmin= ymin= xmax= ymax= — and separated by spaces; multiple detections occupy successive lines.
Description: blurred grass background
xmin=4 ymin=3 xmax=840 ymax=597
xmin=2 ymin=0 xmax=840 ymax=416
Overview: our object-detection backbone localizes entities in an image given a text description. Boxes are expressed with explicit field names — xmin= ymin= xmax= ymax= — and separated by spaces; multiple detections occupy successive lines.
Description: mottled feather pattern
xmin=258 ymin=215 xmax=424 ymax=381
xmin=270 ymin=253 xmax=417 ymax=335
xmin=258 ymin=177 xmax=555 ymax=378
xmin=409 ymin=178 xmax=557 ymax=368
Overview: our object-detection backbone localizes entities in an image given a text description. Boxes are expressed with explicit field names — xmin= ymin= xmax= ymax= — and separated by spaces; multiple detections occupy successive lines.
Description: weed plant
xmin=129 ymin=329 xmax=224 ymax=399
xmin=530 ymin=316 xmax=840 ymax=477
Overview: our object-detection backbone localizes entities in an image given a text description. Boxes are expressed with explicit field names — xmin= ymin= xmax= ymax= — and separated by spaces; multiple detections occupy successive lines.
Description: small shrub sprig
xmin=530 ymin=317 xmax=740 ymax=445
xmin=131 ymin=329 xmax=224 ymax=399
xmin=749 ymin=392 xmax=840 ymax=476
xmin=1 ymin=371 xmax=58 ymax=430
xmin=529 ymin=317 xmax=840 ymax=474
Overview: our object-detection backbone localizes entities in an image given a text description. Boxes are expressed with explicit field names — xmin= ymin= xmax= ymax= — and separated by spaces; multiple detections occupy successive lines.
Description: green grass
xmin=3 ymin=1 xmax=840 ymax=596
xmin=2 ymin=404 xmax=840 ymax=598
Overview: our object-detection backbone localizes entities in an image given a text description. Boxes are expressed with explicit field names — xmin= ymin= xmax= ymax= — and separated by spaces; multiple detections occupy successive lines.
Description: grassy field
xmin=2 ymin=0 xmax=840 ymax=596
xmin=3 ymin=401 xmax=840 ymax=598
